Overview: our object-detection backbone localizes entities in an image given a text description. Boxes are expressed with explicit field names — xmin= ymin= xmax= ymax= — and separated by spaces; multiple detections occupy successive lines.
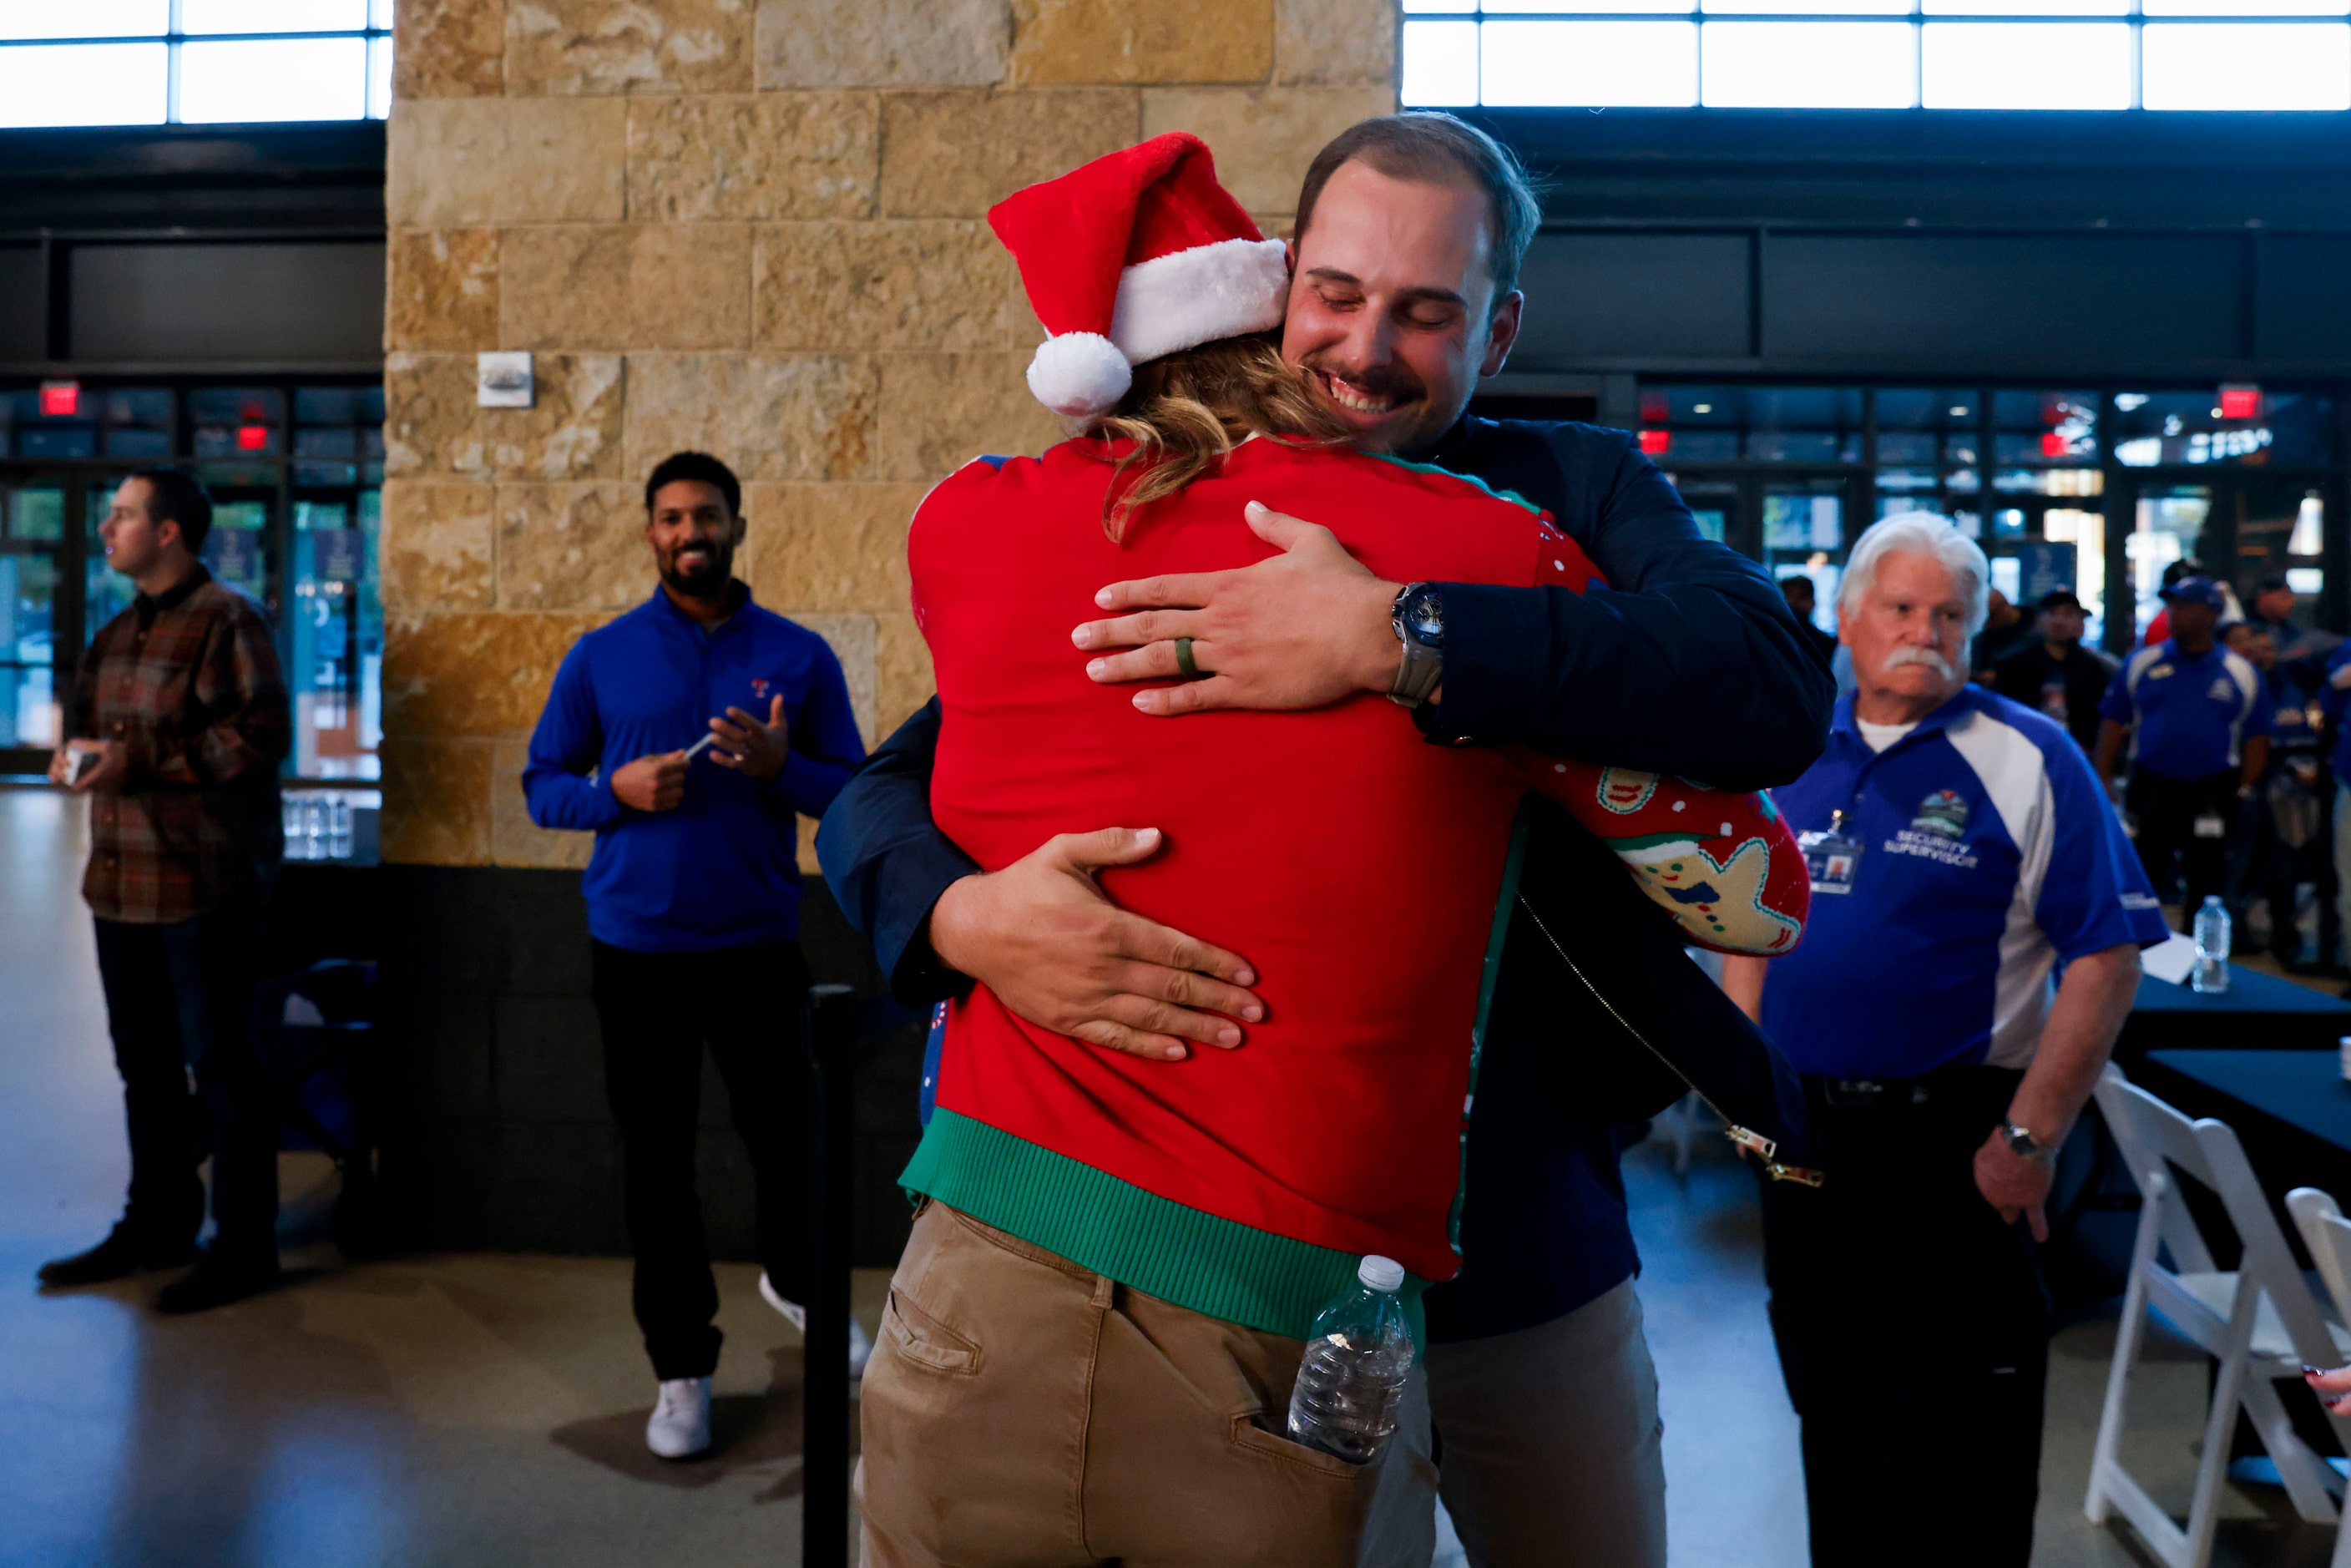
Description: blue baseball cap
xmin=2161 ymin=575 xmax=2226 ymax=611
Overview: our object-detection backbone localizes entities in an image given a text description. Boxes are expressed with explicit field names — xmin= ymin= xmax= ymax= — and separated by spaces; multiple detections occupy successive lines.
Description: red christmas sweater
xmin=901 ymin=435 xmax=1807 ymax=1340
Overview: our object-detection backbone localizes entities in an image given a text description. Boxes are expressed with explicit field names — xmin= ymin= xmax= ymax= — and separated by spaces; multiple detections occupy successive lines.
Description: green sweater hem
xmin=901 ymin=1107 xmax=1428 ymax=1348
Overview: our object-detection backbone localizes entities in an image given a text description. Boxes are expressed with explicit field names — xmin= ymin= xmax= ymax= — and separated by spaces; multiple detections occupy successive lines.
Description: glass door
xmin=0 ymin=477 xmax=68 ymax=769
xmin=1763 ymin=474 xmax=1863 ymax=635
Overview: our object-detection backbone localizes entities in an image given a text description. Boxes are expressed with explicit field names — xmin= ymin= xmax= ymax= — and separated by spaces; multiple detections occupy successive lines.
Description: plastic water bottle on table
xmin=2191 ymin=895 xmax=2230 ymax=995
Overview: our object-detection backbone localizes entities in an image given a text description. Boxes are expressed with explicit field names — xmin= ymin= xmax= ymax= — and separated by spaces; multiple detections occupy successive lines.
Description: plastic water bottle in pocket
xmin=1285 ymin=1255 xmax=1413 ymax=1464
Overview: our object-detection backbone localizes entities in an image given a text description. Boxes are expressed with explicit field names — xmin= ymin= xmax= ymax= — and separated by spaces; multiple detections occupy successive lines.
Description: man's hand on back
xmin=928 ymin=827 xmax=1266 ymax=1062
xmin=1071 ymin=502 xmax=1402 ymax=716
xmin=611 ymin=751 xmax=688 ymax=812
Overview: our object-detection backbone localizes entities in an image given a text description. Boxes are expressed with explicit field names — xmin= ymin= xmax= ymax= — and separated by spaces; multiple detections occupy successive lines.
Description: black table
xmin=2136 ymin=1049 xmax=2351 ymax=1206
xmin=2115 ymin=965 xmax=2351 ymax=1066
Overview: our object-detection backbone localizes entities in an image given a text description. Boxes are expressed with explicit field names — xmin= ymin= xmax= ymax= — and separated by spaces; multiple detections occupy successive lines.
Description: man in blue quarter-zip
xmin=1723 ymin=513 xmax=2166 ymax=1568
xmin=523 ymin=449 xmax=867 ymax=1462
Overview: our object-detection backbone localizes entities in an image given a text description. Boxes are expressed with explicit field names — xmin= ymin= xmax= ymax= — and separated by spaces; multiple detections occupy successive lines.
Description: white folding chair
xmin=2287 ymin=1187 xmax=2351 ymax=1568
xmin=2086 ymin=1065 xmax=2351 ymax=1568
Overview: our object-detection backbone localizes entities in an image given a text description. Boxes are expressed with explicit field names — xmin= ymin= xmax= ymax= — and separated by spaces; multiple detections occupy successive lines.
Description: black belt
xmin=1806 ymin=1063 xmax=2018 ymax=1110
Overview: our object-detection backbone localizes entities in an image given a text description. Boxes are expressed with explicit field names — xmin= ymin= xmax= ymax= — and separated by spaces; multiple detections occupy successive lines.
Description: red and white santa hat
xmin=988 ymin=132 xmax=1291 ymax=421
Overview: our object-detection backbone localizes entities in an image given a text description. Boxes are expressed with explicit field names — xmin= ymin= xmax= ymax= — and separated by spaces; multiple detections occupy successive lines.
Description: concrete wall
xmin=380 ymin=0 xmax=1400 ymax=869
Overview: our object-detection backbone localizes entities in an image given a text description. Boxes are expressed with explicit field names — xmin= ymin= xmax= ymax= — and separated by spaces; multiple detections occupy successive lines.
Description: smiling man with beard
xmin=522 ymin=449 xmax=868 ymax=1460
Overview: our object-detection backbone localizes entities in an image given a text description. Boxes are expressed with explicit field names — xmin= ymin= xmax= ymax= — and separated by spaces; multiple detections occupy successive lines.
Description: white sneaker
xmin=645 ymin=1375 xmax=711 ymax=1459
xmin=760 ymin=1271 xmax=874 ymax=1378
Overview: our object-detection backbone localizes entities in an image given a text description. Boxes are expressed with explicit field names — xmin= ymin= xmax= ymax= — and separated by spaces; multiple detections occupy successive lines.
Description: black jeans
xmin=589 ymin=938 xmax=814 ymax=1382
xmin=92 ymin=893 xmax=276 ymax=1257
xmin=2126 ymin=767 xmax=2241 ymax=931
xmin=1760 ymin=1067 xmax=2049 ymax=1568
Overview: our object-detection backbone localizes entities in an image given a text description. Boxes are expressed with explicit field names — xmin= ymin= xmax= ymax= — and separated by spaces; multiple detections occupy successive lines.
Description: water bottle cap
xmin=1358 ymin=1255 xmax=1405 ymax=1294
xmin=2202 ymin=895 xmax=2224 ymax=908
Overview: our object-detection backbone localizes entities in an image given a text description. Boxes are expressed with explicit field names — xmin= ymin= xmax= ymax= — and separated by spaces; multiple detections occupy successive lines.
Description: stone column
xmin=377 ymin=0 xmax=1396 ymax=1250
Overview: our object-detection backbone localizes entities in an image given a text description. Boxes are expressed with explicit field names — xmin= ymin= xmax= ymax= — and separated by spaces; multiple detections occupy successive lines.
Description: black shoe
xmin=37 ymin=1223 xmax=197 ymax=1287
xmin=153 ymin=1248 xmax=281 ymax=1315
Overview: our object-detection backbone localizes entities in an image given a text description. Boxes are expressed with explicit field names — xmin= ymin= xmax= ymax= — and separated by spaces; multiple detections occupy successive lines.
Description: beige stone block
xmin=878 ymin=90 xmax=1137 ymax=219
xmin=490 ymin=735 xmax=596 ymax=869
xmin=874 ymin=352 xmax=1061 ymax=482
xmin=1140 ymin=85 xmax=1395 ymax=213
xmin=1011 ymin=0 xmax=1272 ymax=86
xmin=753 ymin=221 xmax=1012 ymax=353
xmin=384 ymin=610 xmax=612 ymax=738
xmin=380 ymin=736 xmax=494 ymax=867
xmin=624 ymin=354 xmax=877 ymax=483
xmin=395 ymin=0 xmax=504 ymax=99
xmin=498 ymin=225 xmax=751 ymax=351
xmin=385 ymin=352 xmax=627 ymax=481
xmin=875 ymin=609 xmax=934 ymax=732
xmin=389 ymin=98 xmax=628 ymax=227
xmin=381 ymin=479 xmax=495 ymax=615
xmin=756 ymin=0 xmax=1009 ymax=89
xmin=740 ymin=482 xmax=926 ymax=618
xmin=781 ymin=611 xmax=881 ymax=746
xmin=505 ymin=0 xmax=754 ymax=95
xmin=1274 ymin=0 xmax=1397 ymax=87
xmin=387 ymin=228 xmax=499 ymax=352
xmin=627 ymin=94 xmax=878 ymax=222
xmin=495 ymin=483 xmax=648 ymax=611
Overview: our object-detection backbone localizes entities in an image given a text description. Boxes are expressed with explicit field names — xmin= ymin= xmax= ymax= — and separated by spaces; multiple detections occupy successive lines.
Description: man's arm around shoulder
xmin=1422 ymin=424 xmax=1835 ymax=788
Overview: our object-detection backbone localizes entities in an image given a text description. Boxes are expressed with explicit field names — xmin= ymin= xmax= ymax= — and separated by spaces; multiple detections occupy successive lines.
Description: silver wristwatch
xmin=2001 ymin=1121 xmax=2055 ymax=1165
xmin=1389 ymin=582 xmax=1444 ymax=709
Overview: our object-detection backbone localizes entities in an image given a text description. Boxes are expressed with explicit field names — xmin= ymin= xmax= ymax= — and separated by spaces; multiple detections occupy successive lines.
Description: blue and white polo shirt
xmin=1762 ymin=686 xmax=2169 ymax=1082
xmin=2096 ymin=639 xmax=2272 ymax=781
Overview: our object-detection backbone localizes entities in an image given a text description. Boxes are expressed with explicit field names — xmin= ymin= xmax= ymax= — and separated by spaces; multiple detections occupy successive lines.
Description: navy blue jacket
xmin=819 ymin=418 xmax=1833 ymax=1342
xmin=524 ymin=584 xmax=866 ymax=953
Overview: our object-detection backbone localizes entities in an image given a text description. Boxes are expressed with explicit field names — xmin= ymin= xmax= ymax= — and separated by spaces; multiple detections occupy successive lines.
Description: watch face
xmin=1400 ymin=586 xmax=1444 ymax=649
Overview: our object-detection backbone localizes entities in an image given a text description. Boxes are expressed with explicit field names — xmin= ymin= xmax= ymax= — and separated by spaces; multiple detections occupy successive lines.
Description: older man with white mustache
xmin=1722 ymin=513 xmax=2166 ymax=1568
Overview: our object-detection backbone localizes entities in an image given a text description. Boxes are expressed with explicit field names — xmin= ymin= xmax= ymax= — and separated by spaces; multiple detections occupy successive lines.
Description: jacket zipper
xmin=1513 ymin=893 xmax=1824 ymax=1187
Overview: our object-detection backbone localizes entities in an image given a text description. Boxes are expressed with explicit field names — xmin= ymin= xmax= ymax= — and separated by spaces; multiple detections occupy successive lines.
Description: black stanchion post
xmin=803 ymin=983 xmax=858 ymax=1565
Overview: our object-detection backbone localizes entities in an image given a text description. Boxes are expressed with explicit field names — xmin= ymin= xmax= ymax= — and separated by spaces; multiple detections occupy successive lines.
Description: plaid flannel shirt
xmin=70 ymin=564 xmax=290 ymax=924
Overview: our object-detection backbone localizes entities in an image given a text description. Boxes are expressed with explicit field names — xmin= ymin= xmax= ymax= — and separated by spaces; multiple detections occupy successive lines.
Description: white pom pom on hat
xmin=1026 ymin=331 xmax=1132 ymax=420
xmin=988 ymin=133 xmax=1291 ymax=422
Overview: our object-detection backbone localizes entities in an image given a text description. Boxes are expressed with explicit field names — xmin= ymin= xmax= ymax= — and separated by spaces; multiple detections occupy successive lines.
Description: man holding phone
xmin=523 ymin=450 xmax=867 ymax=1460
xmin=38 ymin=468 xmax=291 ymax=1313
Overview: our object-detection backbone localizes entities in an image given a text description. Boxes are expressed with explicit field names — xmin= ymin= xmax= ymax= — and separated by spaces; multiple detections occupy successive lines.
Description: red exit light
xmin=39 ymin=381 xmax=78 ymax=417
xmin=2218 ymin=384 xmax=2262 ymax=420
xmin=1637 ymin=429 xmax=1671 ymax=456
xmin=235 ymin=425 xmax=268 ymax=451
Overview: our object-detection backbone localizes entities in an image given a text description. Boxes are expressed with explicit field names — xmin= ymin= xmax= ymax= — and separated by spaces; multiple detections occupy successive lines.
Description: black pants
xmin=589 ymin=938 xmax=814 ymax=1381
xmin=1759 ymin=1068 xmax=2050 ymax=1568
xmin=92 ymin=893 xmax=276 ymax=1257
xmin=2248 ymin=782 xmax=2338 ymax=962
xmin=2127 ymin=767 xmax=2240 ymax=931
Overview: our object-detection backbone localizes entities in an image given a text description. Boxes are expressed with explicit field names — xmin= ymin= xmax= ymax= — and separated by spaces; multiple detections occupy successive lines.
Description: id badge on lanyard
xmin=1799 ymin=807 xmax=1863 ymax=895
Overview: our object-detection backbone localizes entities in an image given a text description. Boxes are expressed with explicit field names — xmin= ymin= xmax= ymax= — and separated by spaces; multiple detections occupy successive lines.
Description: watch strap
xmin=1388 ymin=584 xmax=1443 ymax=709
xmin=1389 ymin=639 xmax=1442 ymax=708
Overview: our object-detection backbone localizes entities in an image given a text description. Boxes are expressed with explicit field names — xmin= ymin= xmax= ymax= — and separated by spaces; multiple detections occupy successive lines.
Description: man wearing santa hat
xmin=823 ymin=114 xmax=1832 ymax=1568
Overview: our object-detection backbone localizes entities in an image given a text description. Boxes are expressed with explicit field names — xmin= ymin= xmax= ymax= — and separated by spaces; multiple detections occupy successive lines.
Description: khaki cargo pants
xmin=857 ymin=1201 xmax=1382 ymax=1568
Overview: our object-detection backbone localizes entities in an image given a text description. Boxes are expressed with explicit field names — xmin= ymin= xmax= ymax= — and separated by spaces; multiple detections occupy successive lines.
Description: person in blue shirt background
xmin=1723 ymin=514 xmax=2164 ymax=1568
xmin=2227 ymin=622 xmax=2339 ymax=973
xmin=522 ymin=450 xmax=867 ymax=1461
xmin=2093 ymin=576 xmax=2272 ymax=935
xmin=2316 ymin=639 xmax=2351 ymax=994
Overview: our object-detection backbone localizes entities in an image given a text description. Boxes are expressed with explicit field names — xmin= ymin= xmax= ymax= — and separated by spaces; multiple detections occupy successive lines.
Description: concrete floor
xmin=1 ymin=781 xmax=2343 ymax=1566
